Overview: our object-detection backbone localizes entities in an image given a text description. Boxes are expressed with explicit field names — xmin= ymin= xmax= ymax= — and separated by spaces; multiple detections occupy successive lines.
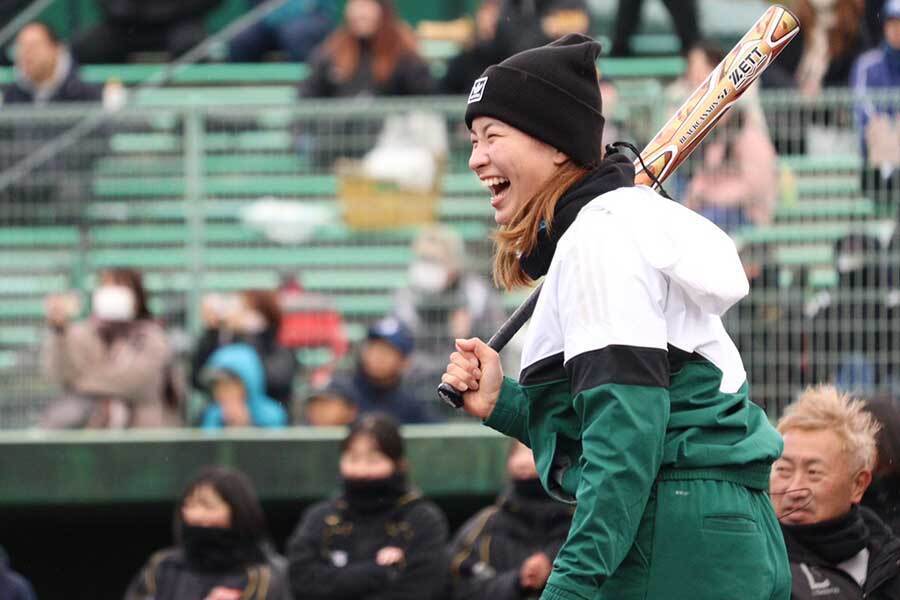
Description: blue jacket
xmin=851 ymin=43 xmax=900 ymax=158
xmin=200 ymin=344 xmax=288 ymax=429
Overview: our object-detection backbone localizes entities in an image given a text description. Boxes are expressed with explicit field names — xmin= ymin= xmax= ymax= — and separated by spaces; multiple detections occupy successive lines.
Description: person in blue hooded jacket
xmin=200 ymin=344 xmax=288 ymax=429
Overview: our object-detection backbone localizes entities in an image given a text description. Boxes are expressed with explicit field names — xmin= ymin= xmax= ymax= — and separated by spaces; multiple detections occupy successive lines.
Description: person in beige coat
xmin=41 ymin=268 xmax=182 ymax=428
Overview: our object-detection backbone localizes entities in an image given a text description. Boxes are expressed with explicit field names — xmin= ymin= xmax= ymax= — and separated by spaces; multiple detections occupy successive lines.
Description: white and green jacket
xmin=484 ymin=182 xmax=783 ymax=600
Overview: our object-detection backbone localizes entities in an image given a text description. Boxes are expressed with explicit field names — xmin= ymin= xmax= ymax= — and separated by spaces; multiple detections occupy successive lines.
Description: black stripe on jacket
xmin=565 ymin=345 xmax=669 ymax=396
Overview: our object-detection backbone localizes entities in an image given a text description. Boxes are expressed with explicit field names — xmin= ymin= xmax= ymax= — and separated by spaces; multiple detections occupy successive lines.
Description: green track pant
xmin=597 ymin=470 xmax=791 ymax=600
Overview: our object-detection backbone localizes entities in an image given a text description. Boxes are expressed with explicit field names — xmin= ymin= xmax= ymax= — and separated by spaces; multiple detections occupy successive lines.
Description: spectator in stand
xmin=228 ymin=0 xmax=338 ymax=63
xmin=198 ymin=344 xmax=288 ymax=429
xmin=439 ymin=0 xmax=507 ymax=94
xmin=72 ymin=0 xmax=223 ymax=64
xmin=301 ymin=0 xmax=434 ymax=98
xmin=125 ymin=466 xmax=291 ymax=600
xmin=862 ymin=394 xmax=900 ymax=534
xmin=1 ymin=22 xmax=101 ymax=105
xmin=770 ymin=385 xmax=900 ymax=600
xmin=302 ymin=379 xmax=359 ymax=426
xmin=852 ymin=0 xmax=900 ymax=210
xmin=328 ymin=317 xmax=435 ymax=424
xmin=192 ymin=290 xmax=297 ymax=408
xmin=286 ymin=413 xmax=449 ymax=600
xmin=807 ymin=233 xmax=889 ymax=391
xmin=41 ymin=268 xmax=183 ymax=429
xmin=0 ymin=546 xmax=35 ymax=600
xmin=609 ymin=0 xmax=700 ymax=57
xmin=393 ymin=226 xmax=505 ymax=400
xmin=766 ymin=0 xmax=865 ymax=97
xmin=683 ymin=106 xmax=778 ymax=232
xmin=448 ymin=441 xmax=574 ymax=600
xmin=494 ymin=0 xmax=589 ymax=58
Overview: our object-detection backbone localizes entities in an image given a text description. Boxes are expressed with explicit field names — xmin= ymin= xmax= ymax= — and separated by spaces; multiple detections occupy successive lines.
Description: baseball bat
xmin=437 ymin=5 xmax=800 ymax=409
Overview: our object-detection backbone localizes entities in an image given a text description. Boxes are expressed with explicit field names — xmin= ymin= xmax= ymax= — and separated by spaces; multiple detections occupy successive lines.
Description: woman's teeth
xmin=481 ymin=176 xmax=510 ymax=198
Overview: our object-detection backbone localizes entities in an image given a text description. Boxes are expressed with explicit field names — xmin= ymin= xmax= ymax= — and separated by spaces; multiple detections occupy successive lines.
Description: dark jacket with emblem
xmin=124 ymin=546 xmax=292 ymax=600
xmin=285 ymin=487 xmax=448 ymax=599
xmin=448 ymin=483 xmax=574 ymax=600
xmin=782 ymin=506 xmax=900 ymax=600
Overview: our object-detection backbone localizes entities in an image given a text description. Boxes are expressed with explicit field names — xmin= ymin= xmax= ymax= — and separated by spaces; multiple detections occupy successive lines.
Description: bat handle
xmin=437 ymin=382 xmax=465 ymax=409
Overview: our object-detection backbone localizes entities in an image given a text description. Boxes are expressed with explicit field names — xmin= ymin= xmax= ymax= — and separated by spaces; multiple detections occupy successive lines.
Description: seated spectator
xmin=72 ymin=0 xmax=223 ymax=64
xmin=609 ymin=0 xmax=699 ymax=57
xmin=862 ymin=394 xmax=900 ymax=534
xmin=303 ymin=380 xmax=359 ymax=426
xmin=301 ymin=0 xmax=434 ymax=98
xmin=393 ymin=226 xmax=505 ymax=399
xmin=766 ymin=0 xmax=865 ymax=96
xmin=328 ymin=317 xmax=435 ymax=423
xmin=228 ymin=0 xmax=337 ymax=63
xmin=439 ymin=0 xmax=507 ymax=94
xmin=125 ymin=466 xmax=290 ymax=600
xmin=199 ymin=344 xmax=288 ymax=429
xmin=0 ymin=546 xmax=35 ymax=600
xmin=683 ymin=106 xmax=778 ymax=232
xmin=192 ymin=290 xmax=297 ymax=407
xmin=448 ymin=441 xmax=574 ymax=600
xmin=495 ymin=0 xmax=589 ymax=57
xmin=286 ymin=413 xmax=448 ymax=599
xmin=807 ymin=234 xmax=889 ymax=390
xmin=770 ymin=385 xmax=900 ymax=599
xmin=1 ymin=22 xmax=101 ymax=105
xmin=278 ymin=274 xmax=349 ymax=389
xmin=41 ymin=268 xmax=182 ymax=429
xmin=852 ymin=1 xmax=900 ymax=211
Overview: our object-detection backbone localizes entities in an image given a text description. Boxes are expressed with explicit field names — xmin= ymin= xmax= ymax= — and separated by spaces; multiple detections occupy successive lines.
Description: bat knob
xmin=436 ymin=382 xmax=465 ymax=409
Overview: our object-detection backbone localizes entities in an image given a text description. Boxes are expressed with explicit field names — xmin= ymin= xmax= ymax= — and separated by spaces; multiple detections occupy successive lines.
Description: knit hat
xmin=464 ymin=33 xmax=605 ymax=167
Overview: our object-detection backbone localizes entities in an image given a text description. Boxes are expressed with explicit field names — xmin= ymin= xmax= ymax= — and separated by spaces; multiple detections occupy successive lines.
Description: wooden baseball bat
xmin=437 ymin=5 xmax=800 ymax=409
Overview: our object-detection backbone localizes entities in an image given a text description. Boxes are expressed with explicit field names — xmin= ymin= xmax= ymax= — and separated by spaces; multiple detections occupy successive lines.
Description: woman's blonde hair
xmin=777 ymin=384 xmax=882 ymax=473
xmin=492 ymin=162 xmax=589 ymax=290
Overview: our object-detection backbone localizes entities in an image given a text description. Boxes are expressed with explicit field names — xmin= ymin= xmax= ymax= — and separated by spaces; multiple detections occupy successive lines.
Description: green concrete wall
xmin=0 ymin=424 xmax=510 ymax=506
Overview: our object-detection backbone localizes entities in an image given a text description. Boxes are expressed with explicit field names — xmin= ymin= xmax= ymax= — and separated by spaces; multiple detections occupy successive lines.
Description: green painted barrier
xmin=0 ymin=424 xmax=509 ymax=506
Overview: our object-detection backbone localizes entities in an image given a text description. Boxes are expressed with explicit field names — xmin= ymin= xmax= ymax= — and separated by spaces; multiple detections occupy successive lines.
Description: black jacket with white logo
xmin=782 ymin=507 xmax=900 ymax=600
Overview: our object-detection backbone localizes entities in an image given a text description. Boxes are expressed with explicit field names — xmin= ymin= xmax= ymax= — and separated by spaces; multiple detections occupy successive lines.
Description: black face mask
xmin=181 ymin=525 xmax=263 ymax=572
xmin=512 ymin=477 xmax=548 ymax=500
xmin=782 ymin=505 xmax=869 ymax=564
xmin=342 ymin=472 xmax=407 ymax=514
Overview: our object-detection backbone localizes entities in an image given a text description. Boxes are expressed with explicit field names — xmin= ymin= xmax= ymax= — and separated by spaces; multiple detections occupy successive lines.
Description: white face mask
xmin=92 ymin=285 xmax=136 ymax=322
xmin=836 ymin=253 xmax=865 ymax=274
xmin=409 ymin=260 xmax=450 ymax=294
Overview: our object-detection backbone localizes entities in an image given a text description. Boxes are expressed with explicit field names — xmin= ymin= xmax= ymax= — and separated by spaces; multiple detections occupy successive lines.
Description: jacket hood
xmin=203 ymin=343 xmax=286 ymax=427
xmin=584 ymin=185 xmax=749 ymax=315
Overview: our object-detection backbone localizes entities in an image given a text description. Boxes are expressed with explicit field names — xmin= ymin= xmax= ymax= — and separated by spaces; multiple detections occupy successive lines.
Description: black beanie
xmin=464 ymin=33 xmax=605 ymax=168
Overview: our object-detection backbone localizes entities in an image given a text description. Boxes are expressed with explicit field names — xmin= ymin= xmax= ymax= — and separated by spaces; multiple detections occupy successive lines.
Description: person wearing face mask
xmin=301 ymin=0 xmax=434 ymax=98
xmin=192 ymin=290 xmax=298 ymax=408
xmin=41 ymin=268 xmax=182 ymax=428
xmin=198 ymin=344 xmax=288 ymax=429
xmin=449 ymin=441 xmax=574 ymax=600
xmin=125 ymin=466 xmax=291 ymax=600
xmin=285 ymin=413 xmax=449 ymax=600
xmin=393 ymin=226 xmax=505 ymax=401
xmin=852 ymin=0 xmax=900 ymax=210
xmin=327 ymin=316 xmax=436 ymax=424
xmin=770 ymin=385 xmax=900 ymax=600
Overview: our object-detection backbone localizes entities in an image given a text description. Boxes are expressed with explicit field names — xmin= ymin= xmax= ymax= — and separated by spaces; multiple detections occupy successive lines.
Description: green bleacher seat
xmin=774 ymin=199 xmax=874 ymax=220
xmin=773 ymin=244 xmax=833 ymax=266
xmin=780 ymin=155 xmax=862 ymax=174
xmin=0 ymin=298 xmax=45 ymax=319
xmin=795 ymin=177 xmax=861 ymax=197
xmin=0 ymin=274 xmax=69 ymax=296
xmin=734 ymin=219 xmax=895 ymax=245
xmin=0 ymin=251 xmax=74 ymax=271
xmin=0 ymin=228 xmax=79 ymax=247
xmin=0 ymin=326 xmax=41 ymax=346
xmin=108 ymin=130 xmax=293 ymax=154
xmin=95 ymin=154 xmax=307 ymax=177
xmin=133 ymin=86 xmax=297 ymax=107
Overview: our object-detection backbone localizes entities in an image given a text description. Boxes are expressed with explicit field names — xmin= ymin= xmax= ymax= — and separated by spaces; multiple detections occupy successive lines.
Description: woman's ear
xmin=552 ymin=150 xmax=570 ymax=166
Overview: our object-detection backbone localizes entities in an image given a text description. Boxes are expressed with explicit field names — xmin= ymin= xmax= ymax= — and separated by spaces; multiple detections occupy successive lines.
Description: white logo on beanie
xmin=468 ymin=76 xmax=488 ymax=104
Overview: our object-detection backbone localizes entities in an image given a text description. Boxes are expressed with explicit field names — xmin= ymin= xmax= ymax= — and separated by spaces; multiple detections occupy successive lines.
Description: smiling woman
xmin=441 ymin=33 xmax=791 ymax=600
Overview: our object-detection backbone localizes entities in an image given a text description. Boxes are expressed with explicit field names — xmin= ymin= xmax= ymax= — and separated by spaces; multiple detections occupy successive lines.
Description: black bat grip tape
xmin=435 ymin=285 xmax=542 ymax=409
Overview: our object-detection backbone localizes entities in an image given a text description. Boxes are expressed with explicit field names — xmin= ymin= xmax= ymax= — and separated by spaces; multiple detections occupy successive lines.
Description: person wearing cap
xmin=303 ymin=379 xmax=360 ymax=426
xmin=199 ymin=344 xmax=288 ymax=429
xmin=328 ymin=317 xmax=435 ymax=424
xmin=393 ymin=225 xmax=505 ymax=400
xmin=851 ymin=0 xmax=900 ymax=207
xmin=441 ymin=34 xmax=789 ymax=599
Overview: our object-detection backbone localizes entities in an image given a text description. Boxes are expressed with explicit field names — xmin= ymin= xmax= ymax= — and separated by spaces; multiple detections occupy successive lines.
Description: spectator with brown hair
xmin=301 ymin=0 xmax=434 ymax=98
xmin=191 ymin=290 xmax=298 ymax=407
xmin=41 ymin=268 xmax=182 ymax=428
